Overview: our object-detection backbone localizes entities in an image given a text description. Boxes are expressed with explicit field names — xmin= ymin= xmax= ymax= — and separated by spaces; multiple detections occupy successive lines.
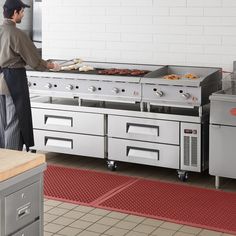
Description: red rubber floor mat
xmin=44 ymin=165 xmax=136 ymax=205
xmin=97 ymin=179 xmax=236 ymax=235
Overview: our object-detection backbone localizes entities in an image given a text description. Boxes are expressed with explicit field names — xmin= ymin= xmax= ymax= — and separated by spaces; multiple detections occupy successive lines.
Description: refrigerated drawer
xmin=108 ymin=138 xmax=179 ymax=169
xmin=5 ymin=182 xmax=40 ymax=235
xmin=209 ymin=125 xmax=236 ymax=179
xmin=12 ymin=220 xmax=39 ymax=236
xmin=32 ymin=108 xmax=105 ymax=135
xmin=33 ymin=130 xmax=105 ymax=158
xmin=108 ymin=115 xmax=179 ymax=144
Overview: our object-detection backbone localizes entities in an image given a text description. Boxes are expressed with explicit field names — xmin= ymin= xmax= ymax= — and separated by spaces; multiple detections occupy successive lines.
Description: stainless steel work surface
xmin=30 ymin=97 xmax=201 ymax=123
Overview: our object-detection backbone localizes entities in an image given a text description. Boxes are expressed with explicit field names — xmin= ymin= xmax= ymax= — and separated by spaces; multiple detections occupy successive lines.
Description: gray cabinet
xmin=0 ymin=164 xmax=45 ymax=236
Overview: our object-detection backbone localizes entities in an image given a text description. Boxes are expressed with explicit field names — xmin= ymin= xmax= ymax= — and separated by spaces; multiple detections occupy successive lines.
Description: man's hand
xmin=52 ymin=62 xmax=61 ymax=71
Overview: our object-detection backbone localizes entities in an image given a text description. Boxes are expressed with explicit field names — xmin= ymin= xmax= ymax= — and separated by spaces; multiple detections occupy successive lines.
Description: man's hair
xmin=3 ymin=6 xmax=22 ymax=19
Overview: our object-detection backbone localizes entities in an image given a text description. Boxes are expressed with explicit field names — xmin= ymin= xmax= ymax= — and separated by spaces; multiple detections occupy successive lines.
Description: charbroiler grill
xmin=27 ymin=62 xmax=222 ymax=181
xmin=27 ymin=61 xmax=160 ymax=110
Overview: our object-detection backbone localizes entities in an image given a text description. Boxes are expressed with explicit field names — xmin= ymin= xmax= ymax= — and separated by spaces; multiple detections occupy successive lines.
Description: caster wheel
xmin=107 ymin=160 xmax=117 ymax=171
xmin=30 ymin=149 xmax=37 ymax=153
xmin=177 ymin=170 xmax=188 ymax=182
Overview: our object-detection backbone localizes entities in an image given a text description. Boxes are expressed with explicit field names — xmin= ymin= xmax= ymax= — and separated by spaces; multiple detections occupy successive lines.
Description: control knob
xmin=88 ymin=86 xmax=96 ymax=92
xmin=44 ymin=83 xmax=52 ymax=89
xmin=182 ymin=93 xmax=190 ymax=99
xmin=112 ymin=87 xmax=119 ymax=94
xmin=66 ymin=84 xmax=73 ymax=90
xmin=156 ymin=91 xmax=164 ymax=97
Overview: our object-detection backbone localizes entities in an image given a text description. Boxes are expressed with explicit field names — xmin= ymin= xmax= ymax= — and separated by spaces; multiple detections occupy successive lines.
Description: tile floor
xmin=43 ymin=152 xmax=236 ymax=236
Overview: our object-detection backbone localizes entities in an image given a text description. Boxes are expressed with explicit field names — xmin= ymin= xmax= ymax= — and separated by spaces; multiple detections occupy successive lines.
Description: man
xmin=0 ymin=0 xmax=60 ymax=151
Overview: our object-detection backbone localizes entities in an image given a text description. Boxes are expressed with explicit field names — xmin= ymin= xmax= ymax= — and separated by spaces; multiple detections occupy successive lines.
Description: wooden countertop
xmin=0 ymin=149 xmax=46 ymax=181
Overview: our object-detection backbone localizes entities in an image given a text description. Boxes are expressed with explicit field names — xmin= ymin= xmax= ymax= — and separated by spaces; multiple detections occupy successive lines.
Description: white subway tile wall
xmin=41 ymin=0 xmax=236 ymax=70
xmin=0 ymin=0 xmax=235 ymax=70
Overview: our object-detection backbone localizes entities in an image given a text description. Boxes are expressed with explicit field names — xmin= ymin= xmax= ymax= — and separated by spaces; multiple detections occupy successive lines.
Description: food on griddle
xmin=130 ymin=69 xmax=146 ymax=76
xmin=79 ymin=65 xmax=94 ymax=72
xmin=119 ymin=69 xmax=131 ymax=75
xmin=183 ymin=73 xmax=199 ymax=79
xmin=164 ymin=74 xmax=181 ymax=80
xmin=98 ymin=68 xmax=148 ymax=76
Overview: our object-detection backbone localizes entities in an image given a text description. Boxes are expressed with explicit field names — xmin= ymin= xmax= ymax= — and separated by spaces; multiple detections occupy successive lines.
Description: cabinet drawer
xmin=33 ymin=130 xmax=105 ymax=158
xmin=32 ymin=108 xmax=105 ymax=135
xmin=108 ymin=115 xmax=179 ymax=144
xmin=12 ymin=220 xmax=40 ymax=236
xmin=209 ymin=125 xmax=236 ymax=179
xmin=108 ymin=138 xmax=179 ymax=169
xmin=5 ymin=182 xmax=40 ymax=235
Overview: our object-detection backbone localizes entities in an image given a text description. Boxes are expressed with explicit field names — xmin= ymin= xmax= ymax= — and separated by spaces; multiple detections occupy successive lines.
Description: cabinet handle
xmin=127 ymin=146 xmax=159 ymax=160
xmin=45 ymin=115 xmax=72 ymax=127
xmin=17 ymin=203 xmax=31 ymax=220
xmin=126 ymin=123 xmax=159 ymax=136
xmin=45 ymin=137 xmax=73 ymax=149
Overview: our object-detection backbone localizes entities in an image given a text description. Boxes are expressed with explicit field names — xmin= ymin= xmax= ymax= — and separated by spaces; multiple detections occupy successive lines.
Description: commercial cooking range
xmin=210 ymin=61 xmax=236 ymax=188
xmin=27 ymin=61 xmax=222 ymax=181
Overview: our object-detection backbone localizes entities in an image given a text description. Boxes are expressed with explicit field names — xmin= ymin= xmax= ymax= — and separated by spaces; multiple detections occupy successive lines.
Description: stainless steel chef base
xmin=30 ymin=96 xmax=209 ymax=180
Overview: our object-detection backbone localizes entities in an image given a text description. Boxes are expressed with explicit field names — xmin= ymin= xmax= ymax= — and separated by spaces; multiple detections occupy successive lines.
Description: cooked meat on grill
xmin=98 ymin=69 xmax=148 ymax=76
xmin=163 ymin=74 xmax=181 ymax=80
xmin=119 ymin=69 xmax=131 ymax=75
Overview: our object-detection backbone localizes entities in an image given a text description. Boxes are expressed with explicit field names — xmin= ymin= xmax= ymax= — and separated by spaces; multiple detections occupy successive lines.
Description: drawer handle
xmin=45 ymin=137 xmax=73 ymax=149
xmin=127 ymin=147 xmax=159 ymax=160
xmin=17 ymin=203 xmax=31 ymax=220
xmin=45 ymin=115 xmax=73 ymax=127
xmin=230 ymin=108 xmax=236 ymax=116
xmin=126 ymin=123 xmax=159 ymax=136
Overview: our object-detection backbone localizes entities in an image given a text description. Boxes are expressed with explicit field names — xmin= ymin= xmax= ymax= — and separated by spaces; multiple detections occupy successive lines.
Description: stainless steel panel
xmin=108 ymin=138 xmax=179 ymax=169
xmin=28 ymin=76 xmax=142 ymax=102
xmin=180 ymin=123 xmax=201 ymax=172
xmin=210 ymin=99 xmax=236 ymax=126
xmin=12 ymin=220 xmax=39 ymax=236
xmin=33 ymin=130 xmax=105 ymax=158
xmin=209 ymin=125 xmax=236 ymax=179
xmin=142 ymin=84 xmax=201 ymax=106
xmin=33 ymin=0 xmax=42 ymax=42
xmin=32 ymin=108 xmax=105 ymax=135
xmin=108 ymin=115 xmax=179 ymax=144
xmin=5 ymin=182 xmax=40 ymax=235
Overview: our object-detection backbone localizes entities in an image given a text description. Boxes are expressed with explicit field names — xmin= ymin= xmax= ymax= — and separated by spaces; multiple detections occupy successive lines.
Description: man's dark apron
xmin=2 ymin=67 xmax=34 ymax=151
